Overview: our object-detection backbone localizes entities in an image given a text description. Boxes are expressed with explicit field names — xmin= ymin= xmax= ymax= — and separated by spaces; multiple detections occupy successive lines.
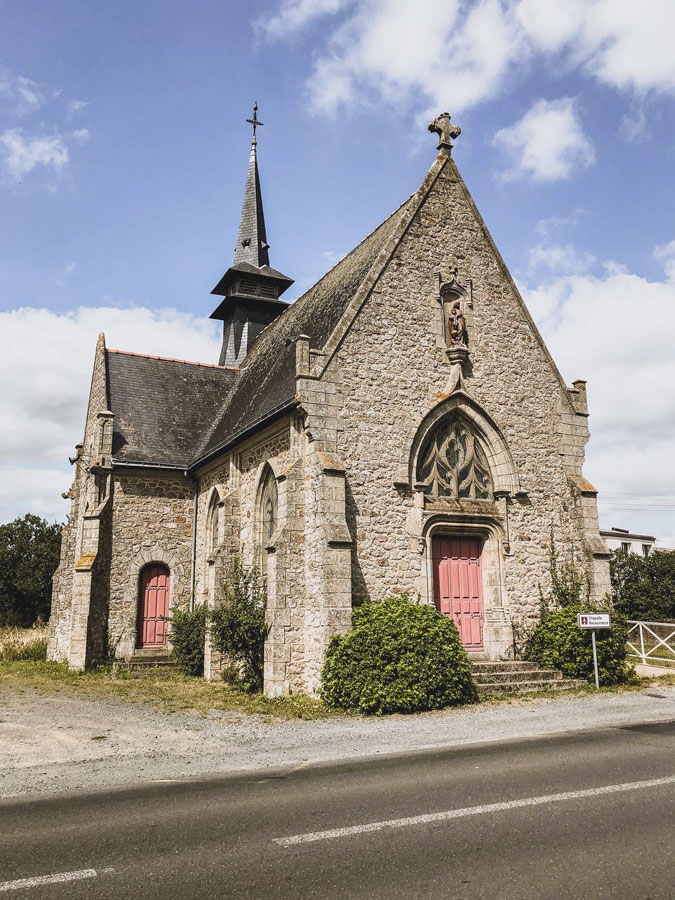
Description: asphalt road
xmin=1 ymin=720 xmax=674 ymax=899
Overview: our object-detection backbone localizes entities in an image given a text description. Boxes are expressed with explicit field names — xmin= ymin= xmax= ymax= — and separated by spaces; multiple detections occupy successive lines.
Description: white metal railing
xmin=627 ymin=620 xmax=675 ymax=667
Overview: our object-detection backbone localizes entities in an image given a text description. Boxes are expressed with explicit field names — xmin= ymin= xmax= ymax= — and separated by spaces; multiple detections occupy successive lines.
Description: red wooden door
xmin=137 ymin=565 xmax=170 ymax=648
xmin=432 ymin=536 xmax=484 ymax=649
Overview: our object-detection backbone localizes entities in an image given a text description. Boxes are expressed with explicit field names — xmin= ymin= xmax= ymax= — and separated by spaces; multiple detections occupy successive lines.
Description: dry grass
xmin=0 ymin=658 xmax=349 ymax=719
xmin=0 ymin=625 xmax=48 ymax=661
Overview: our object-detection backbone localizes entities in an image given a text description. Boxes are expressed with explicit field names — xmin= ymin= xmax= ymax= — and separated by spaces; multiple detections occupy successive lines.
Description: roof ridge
xmin=312 ymin=153 xmax=450 ymax=377
xmin=289 ymin=194 xmax=414 ymax=308
xmin=190 ymin=198 xmax=415 ymax=467
xmin=107 ymin=348 xmax=238 ymax=371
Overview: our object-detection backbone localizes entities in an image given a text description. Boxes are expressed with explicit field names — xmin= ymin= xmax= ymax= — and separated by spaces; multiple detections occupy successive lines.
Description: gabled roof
xmin=192 ymin=195 xmax=415 ymax=465
xmin=107 ymin=350 xmax=237 ymax=468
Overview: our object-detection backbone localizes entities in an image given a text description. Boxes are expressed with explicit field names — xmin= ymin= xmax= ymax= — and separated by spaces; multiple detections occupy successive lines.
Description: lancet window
xmin=417 ymin=417 xmax=493 ymax=500
xmin=258 ymin=465 xmax=278 ymax=574
xmin=206 ymin=493 xmax=220 ymax=558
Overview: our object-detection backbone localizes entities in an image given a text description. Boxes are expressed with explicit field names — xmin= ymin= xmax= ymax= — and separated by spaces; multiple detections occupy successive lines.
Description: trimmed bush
xmin=525 ymin=604 xmax=634 ymax=686
xmin=210 ymin=562 xmax=268 ymax=693
xmin=169 ymin=605 xmax=207 ymax=676
xmin=320 ymin=595 xmax=477 ymax=715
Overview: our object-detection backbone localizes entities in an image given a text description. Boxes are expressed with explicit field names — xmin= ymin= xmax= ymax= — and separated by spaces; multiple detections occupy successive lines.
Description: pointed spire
xmin=234 ymin=102 xmax=270 ymax=267
xmin=210 ymin=103 xmax=293 ymax=366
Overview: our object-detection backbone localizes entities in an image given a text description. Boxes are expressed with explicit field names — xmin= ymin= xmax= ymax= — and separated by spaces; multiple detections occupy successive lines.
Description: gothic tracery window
xmin=417 ymin=417 xmax=493 ymax=500
xmin=258 ymin=465 xmax=278 ymax=574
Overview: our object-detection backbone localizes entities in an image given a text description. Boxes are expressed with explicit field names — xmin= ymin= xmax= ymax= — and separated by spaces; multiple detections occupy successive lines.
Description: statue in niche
xmin=448 ymin=301 xmax=468 ymax=349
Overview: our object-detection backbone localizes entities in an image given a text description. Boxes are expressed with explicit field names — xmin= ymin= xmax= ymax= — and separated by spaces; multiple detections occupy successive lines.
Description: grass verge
xmin=0 ymin=659 xmax=349 ymax=720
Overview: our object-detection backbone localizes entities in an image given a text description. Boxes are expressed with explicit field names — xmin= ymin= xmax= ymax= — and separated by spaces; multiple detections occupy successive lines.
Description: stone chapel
xmin=48 ymin=111 xmax=610 ymax=695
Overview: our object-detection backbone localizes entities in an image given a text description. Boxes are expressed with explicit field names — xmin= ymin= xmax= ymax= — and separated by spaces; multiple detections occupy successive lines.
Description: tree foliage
xmin=610 ymin=549 xmax=675 ymax=623
xmin=321 ymin=595 xmax=477 ymax=715
xmin=0 ymin=515 xmax=62 ymax=626
xmin=210 ymin=562 xmax=269 ymax=693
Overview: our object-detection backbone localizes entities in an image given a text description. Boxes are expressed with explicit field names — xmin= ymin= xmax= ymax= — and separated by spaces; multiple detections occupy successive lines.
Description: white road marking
xmin=274 ymin=774 xmax=675 ymax=847
xmin=0 ymin=867 xmax=113 ymax=893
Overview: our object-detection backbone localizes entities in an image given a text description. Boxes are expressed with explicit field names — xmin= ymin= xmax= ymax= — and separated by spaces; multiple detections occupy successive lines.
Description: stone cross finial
xmin=246 ymin=101 xmax=264 ymax=144
xmin=428 ymin=112 xmax=461 ymax=153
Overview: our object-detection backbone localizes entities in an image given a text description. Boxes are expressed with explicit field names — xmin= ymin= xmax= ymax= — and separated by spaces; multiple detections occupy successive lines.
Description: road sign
xmin=577 ymin=613 xmax=611 ymax=629
xmin=577 ymin=613 xmax=612 ymax=689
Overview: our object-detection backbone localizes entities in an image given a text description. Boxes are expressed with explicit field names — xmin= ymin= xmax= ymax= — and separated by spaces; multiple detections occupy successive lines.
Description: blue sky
xmin=2 ymin=0 xmax=675 ymax=544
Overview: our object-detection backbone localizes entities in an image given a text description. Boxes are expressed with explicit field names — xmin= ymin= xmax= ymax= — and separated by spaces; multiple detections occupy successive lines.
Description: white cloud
xmin=67 ymin=99 xmax=89 ymax=117
xmin=321 ymin=249 xmax=341 ymax=267
xmin=528 ymin=241 xmax=595 ymax=276
xmin=71 ymin=128 xmax=90 ymax=145
xmin=303 ymin=0 xmax=524 ymax=116
xmin=523 ymin=245 xmax=675 ymax=537
xmin=0 ymin=128 xmax=69 ymax=180
xmin=653 ymin=240 xmax=675 ymax=281
xmin=494 ymin=98 xmax=595 ymax=182
xmin=0 ymin=306 xmax=221 ymax=523
xmin=0 ymin=67 xmax=89 ymax=184
xmin=0 ymin=70 xmax=53 ymax=116
xmin=263 ymin=0 xmax=675 ymax=117
xmin=55 ymin=262 xmax=77 ymax=287
xmin=516 ymin=0 xmax=675 ymax=95
xmin=258 ymin=0 xmax=350 ymax=41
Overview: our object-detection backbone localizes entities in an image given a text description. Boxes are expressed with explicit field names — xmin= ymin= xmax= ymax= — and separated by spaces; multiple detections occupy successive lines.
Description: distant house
xmin=600 ymin=527 xmax=656 ymax=557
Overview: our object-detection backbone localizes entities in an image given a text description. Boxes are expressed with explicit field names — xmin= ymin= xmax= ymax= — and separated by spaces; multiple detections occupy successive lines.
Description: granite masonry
xmin=48 ymin=112 xmax=610 ymax=695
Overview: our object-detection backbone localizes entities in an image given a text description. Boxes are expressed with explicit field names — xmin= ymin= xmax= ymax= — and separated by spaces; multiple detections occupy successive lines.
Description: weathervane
xmin=246 ymin=101 xmax=263 ymax=144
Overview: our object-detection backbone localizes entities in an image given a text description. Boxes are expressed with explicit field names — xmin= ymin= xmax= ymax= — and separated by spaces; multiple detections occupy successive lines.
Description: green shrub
xmin=320 ymin=594 xmax=477 ymax=715
xmin=210 ymin=562 xmax=268 ymax=693
xmin=168 ymin=605 xmax=207 ymax=676
xmin=525 ymin=604 xmax=634 ymax=685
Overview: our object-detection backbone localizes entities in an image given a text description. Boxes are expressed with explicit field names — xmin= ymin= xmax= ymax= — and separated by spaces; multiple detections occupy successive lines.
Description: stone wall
xmin=107 ymin=470 xmax=194 ymax=659
xmin=298 ymin=153 xmax=608 ymax=644
xmin=48 ymin=334 xmax=113 ymax=665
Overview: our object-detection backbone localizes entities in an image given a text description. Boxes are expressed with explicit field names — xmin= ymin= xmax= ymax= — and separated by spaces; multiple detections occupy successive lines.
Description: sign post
xmin=578 ymin=613 xmax=611 ymax=689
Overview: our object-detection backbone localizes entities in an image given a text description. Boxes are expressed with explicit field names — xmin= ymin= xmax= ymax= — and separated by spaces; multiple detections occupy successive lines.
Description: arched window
xmin=417 ymin=417 xmax=493 ymax=500
xmin=258 ymin=465 xmax=278 ymax=574
xmin=206 ymin=493 xmax=220 ymax=558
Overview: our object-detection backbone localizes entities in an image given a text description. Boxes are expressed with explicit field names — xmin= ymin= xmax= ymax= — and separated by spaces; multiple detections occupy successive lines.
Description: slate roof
xmin=234 ymin=140 xmax=269 ymax=268
xmin=103 ymin=193 xmax=414 ymax=471
xmin=192 ymin=196 xmax=415 ymax=465
xmin=106 ymin=351 xmax=237 ymax=468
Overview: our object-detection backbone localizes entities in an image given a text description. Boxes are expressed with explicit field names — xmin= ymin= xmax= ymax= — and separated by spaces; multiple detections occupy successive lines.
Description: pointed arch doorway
xmin=137 ymin=564 xmax=170 ymax=649
xmin=432 ymin=536 xmax=484 ymax=650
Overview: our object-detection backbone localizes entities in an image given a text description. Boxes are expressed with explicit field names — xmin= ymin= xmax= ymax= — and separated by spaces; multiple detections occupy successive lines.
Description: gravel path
xmin=1 ymin=684 xmax=674 ymax=801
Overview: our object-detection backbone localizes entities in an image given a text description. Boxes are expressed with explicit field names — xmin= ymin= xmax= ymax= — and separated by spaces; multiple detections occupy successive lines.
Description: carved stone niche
xmin=434 ymin=268 xmax=473 ymax=365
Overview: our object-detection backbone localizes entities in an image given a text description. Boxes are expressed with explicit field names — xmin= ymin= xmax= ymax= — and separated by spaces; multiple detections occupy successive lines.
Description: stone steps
xmin=471 ymin=660 xmax=586 ymax=697
xmin=125 ymin=650 xmax=177 ymax=671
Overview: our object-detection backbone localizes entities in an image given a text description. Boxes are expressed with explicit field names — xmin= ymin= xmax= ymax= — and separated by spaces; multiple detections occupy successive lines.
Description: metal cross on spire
xmin=246 ymin=101 xmax=263 ymax=144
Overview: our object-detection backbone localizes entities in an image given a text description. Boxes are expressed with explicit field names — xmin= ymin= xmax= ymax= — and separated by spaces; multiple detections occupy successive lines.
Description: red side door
xmin=137 ymin=565 xmax=170 ymax=648
xmin=432 ymin=536 xmax=484 ymax=649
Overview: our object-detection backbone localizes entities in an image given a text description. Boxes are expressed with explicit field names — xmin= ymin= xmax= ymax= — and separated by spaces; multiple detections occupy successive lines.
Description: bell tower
xmin=210 ymin=102 xmax=293 ymax=367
